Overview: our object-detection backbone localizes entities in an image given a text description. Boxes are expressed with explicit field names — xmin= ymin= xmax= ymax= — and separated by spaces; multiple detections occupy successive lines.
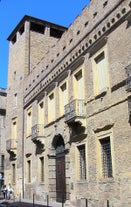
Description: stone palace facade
xmin=4 ymin=0 xmax=131 ymax=206
xmin=0 ymin=88 xmax=6 ymax=190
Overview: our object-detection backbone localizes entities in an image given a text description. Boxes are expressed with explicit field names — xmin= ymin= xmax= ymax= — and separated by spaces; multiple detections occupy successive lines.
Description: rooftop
xmin=7 ymin=15 xmax=68 ymax=41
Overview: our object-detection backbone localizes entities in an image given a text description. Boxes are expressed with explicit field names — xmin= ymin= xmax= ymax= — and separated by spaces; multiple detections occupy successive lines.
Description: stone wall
xmin=5 ymin=0 xmax=131 ymax=207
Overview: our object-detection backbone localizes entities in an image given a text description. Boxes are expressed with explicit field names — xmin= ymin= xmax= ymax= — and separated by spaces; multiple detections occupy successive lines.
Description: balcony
xmin=64 ymin=99 xmax=85 ymax=124
xmin=126 ymin=64 xmax=131 ymax=91
xmin=6 ymin=139 xmax=17 ymax=156
xmin=31 ymin=124 xmax=45 ymax=144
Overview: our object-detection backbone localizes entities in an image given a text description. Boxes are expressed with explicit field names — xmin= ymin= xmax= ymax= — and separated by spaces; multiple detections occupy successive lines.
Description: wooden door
xmin=56 ymin=155 xmax=66 ymax=202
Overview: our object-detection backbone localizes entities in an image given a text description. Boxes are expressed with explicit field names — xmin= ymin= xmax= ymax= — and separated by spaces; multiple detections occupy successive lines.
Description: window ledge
xmin=99 ymin=177 xmax=114 ymax=184
xmin=95 ymin=88 xmax=108 ymax=100
xmin=44 ymin=115 xmax=64 ymax=128
xmin=77 ymin=180 xmax=88 ymax=184
xmin=39 ymin=182 xmax=45 ymax=185
xmin=26 ymin=134 xmax=32 ymax=139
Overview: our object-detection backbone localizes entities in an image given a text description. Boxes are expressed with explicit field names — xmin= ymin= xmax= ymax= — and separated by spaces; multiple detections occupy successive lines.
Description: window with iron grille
xmin=78 ymin=145 xmax=86 ymax=179
xmin=1 ymin=155 xmax=4 ymax=171
xmin=100 ymin=137 xmax=112 ymax=178
xmin=12 ymin=164 xmax=16 ymax=184
xmin=27 ymin=160 xmax=31 ymax=183
xmin=40 ymin=157 xmax=44 ymax=182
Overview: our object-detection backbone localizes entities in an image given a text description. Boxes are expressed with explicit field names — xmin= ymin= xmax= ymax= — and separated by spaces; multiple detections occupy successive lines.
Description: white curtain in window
xmin=48 ymin=93 xmax=55 ymax=122
xmin=97 ymin=55 xmax=107 ymax=92
xmin=76 ymin=72 xmax=83 ymax=99
xmin=60 ymin=83 xmax=67 ymax=114
xmin=38 ymin=102 xmax=44 ymax=125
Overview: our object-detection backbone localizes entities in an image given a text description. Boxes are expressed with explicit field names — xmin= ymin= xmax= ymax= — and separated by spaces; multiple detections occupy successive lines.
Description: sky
xmin=0 ymin=0 xmax=90 ymax=89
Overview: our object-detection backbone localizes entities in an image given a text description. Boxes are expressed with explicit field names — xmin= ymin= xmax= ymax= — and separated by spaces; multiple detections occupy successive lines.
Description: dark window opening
xmin=69 ymin=38 xmax=73 ymax=44
xmin=40 ymin=157 xmax=44 ymax=182
xmin=95 ymin=51 xmax=105 ymax=64
xmin=11 ymin=35 xmax=16 ymax=44
xmin=126 ymin=64 xmax=131 ymax=91
xmin=0 ymin=91 xmax=6 ymax=97
xmin=30 ymin=22 xmax=45 ymax=34
xmin=0 ymin=109 xmax=6 ymax=116
xmin=27 ymin=160 xmax=31 ymax=183
xmin=78 ymin=145 xmax=86 ymax=180
xmin=52 ymin=134 xmax=65 ymax=155
xmin=14 ymin=71 xmax=16 ymax=80
xmin=12 ymin=164 xmax=16 ymax=184
xmin=103 ymin=1 xmax=108 ymax=7
xmin=85 ymin=21 xmax=89 ymax=27
xmin=77 ymin=30 xmax=80 ymax=35
xmin=100 ymin=137 xmax=113 ymax=178
xmin=93 ymin=12 xmax=98 ymax=18
xmin=50 ymin=28 xmax=64 ymax=38
xmin=19 ymin=24 xmax=25 ymax=35
xmin=1 ymin=155 xmax=4 ymax=171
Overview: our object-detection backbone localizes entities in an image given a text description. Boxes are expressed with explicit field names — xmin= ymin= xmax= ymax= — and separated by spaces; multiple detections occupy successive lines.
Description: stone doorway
xmin=52 ymin=134 xmax=66 ymax=203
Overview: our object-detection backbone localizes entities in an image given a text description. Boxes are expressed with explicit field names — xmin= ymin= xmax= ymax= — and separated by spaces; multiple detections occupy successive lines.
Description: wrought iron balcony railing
xmin=64 ymin=99 xmax=85 ymax=123
xmin=126 ymin=64 xmax=131 ymax=91
xmin=6 ymin=139 xmax=17 ymax=152
xmin=32 ymin=124 xmax=44 ymax=140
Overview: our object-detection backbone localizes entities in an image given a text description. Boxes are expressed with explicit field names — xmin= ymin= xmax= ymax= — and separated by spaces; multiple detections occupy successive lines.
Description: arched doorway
xmin=52 ymin=134 xmax=66 ymax=202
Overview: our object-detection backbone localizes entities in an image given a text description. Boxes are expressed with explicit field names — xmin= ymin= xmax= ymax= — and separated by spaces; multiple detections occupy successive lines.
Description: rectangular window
xmin=11 ymin=118 xmax=17 ymax=148
xmin=37 ymin=101 xmax=44 ymax=136
xmin=100 ymin=137 xmax=113 ymax=178
xmin=12 ymin=119 xmax=17 ymax=140
xmin=27 ymin=160 xmax=31 ymax=183
xmin=60 ymin=82 xmax=68 ymax=115
xmin=12 ymin=164 xmax=16 ymax=184
xmin=48 ymin=93 xmax=55 ymax=122
xmin=2 ymin=117 xmax=5 ymax=128
xmin=38 ymin=102 xmax=44 ymax=125
xmin=13 ymin=71 xmax=16 ymax=80
xmin=93 ymin=47 xmax=109 ymax=96
xmin=27 ymin=108 xmax=32 ymax=136
xmin=1 ymin=155 xmax=4 ymax=171
xmin=95 ymin=52 xmax=107 ymax=92
xmin=77 ymin=144 xmax=86 ymax=180
xmin=39 ymin=157 xmax=44 ymax=182
xmin=14 ymin=93 xmax=17 ymax=107
xmin=74 ymin=69 xmax=84 ymax=99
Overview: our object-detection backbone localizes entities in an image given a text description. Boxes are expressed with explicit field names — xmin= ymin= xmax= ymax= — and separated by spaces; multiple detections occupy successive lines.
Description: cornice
xmin=24 ymin=0 xmax=131 ymax=108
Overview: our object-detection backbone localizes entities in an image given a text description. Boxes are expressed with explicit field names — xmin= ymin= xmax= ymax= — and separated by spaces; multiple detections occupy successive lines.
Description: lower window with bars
xmin=100 ymin=137 xmax=113 ymax=178
xmin=78 ymin=144 xmax=86 ymax=180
